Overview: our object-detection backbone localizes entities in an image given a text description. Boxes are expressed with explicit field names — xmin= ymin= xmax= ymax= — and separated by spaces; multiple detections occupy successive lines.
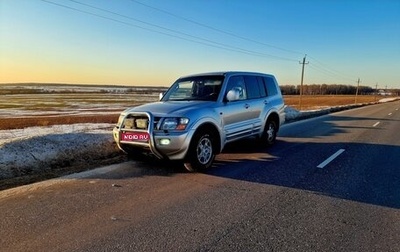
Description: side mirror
xmin=226 ymin=89 xmax=240 ymax=101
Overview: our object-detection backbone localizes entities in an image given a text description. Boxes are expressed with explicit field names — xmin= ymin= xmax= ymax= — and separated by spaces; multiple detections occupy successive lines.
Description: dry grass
xmin=284 ymin=95 xmax=379 ymax=110
xmin=0 ymin=114 xmax=119 ymax=130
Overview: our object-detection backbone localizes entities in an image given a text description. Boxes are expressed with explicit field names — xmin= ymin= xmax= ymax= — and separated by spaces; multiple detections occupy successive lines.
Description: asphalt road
xmin=1 ymin=101 xmax=399 ymax=252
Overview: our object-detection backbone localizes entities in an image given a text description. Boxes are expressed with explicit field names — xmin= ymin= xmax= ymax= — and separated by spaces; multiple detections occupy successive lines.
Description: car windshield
xmin=162 ymin=75 xmax=224 ymax=101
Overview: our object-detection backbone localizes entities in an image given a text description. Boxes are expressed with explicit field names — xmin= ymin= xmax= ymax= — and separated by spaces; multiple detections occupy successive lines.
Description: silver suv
xmin=113 ymin=71 xmax=285 ymax=171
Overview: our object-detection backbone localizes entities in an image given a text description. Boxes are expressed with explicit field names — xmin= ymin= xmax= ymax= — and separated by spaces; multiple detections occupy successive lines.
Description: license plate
xmin=121 ymin=132 xmax=150 ymax=142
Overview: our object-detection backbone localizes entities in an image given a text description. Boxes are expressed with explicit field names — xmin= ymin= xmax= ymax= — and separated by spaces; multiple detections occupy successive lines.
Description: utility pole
xmin=375 ymin=83 xmax=378 ymax=102
xmin=355 ymin=78 xmax=360 ymax=104
xmin=299 ymin=54 xmax=309 ymax=110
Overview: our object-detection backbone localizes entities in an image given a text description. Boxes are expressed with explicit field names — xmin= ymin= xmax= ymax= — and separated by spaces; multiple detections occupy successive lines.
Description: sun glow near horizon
xmin=0 ymin=57 xmax=176 ymax=86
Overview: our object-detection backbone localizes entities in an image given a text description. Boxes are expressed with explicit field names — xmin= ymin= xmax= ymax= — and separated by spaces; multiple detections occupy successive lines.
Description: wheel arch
xmin=265 ymin=111 xmax=281 ymax=132
xmin=193 ymin=122 xmax=222 ymax=154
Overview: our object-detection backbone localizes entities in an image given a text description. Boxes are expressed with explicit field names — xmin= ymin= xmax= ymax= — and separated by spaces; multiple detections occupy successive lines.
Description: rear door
xmin=263 ymin=76 xmax=284 ymax=108
xmin=242 ymin=75 xmax=266 ymax=134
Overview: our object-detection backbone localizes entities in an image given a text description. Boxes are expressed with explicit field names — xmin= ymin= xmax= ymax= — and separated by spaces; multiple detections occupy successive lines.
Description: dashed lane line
xmin=317 ymin=149 xmax=346 ymax=169
xmin=373 ymin=122 xmax=380 ymax=127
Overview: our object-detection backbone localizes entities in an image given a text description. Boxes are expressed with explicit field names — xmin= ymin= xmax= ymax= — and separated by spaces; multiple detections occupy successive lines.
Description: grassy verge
xmin=284 ymin=95 xmax=379 ymax=110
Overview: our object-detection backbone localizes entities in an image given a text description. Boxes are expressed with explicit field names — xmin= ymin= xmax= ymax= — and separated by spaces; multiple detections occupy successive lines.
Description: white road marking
xmin=373 ymin=122 xmax=380 ymax=127
xmin=317 ymin=149 xmax=345 ymax=169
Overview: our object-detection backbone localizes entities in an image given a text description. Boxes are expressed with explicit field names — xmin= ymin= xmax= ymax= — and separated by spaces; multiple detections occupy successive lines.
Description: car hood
xmin=123 ymin=101 xmax=215 ymax=116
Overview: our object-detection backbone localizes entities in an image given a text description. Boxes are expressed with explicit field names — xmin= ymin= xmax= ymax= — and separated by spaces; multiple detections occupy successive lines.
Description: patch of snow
xmin=283 ymin=106 xmax=301 ymax=121
xmin=379 ymin=97 xmax=399 ymax=103
xmin=0 ymin=123 xmax=118 ymax=180
xmin=0 ymin=123 xmax=113 ymax=145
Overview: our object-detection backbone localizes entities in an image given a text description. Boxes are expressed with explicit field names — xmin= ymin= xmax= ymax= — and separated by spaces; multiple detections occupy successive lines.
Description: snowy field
xmin=0 ymin=123 xmax=117 ymax=180
xmin=0 ymin=97 xmax=398 ymax=184
xmin=0 ymin=84 xmax=164 ymax=118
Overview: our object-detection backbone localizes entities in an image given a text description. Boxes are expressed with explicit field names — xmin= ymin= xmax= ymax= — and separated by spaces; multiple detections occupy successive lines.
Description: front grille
xmin=122 ymin=115 xmax=149 ymax=130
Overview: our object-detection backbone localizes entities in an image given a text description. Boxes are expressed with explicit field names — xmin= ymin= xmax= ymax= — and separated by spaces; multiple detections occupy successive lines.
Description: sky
xmin=1 ymin=0 xmax=399 ymax=88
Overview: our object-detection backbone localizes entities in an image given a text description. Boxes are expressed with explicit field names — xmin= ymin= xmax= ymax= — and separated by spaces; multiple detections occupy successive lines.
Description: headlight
xmin=161 ymin=117 xmax=189 ymax=130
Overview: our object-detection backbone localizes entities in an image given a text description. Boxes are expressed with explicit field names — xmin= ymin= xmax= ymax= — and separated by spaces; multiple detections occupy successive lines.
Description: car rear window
xmin=263 ymin=77 xmax=278 ymax=96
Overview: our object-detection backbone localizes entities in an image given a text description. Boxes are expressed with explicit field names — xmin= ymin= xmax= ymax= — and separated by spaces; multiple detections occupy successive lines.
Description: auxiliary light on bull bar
xmin=159 ymin=138 xmax=171 ymax=145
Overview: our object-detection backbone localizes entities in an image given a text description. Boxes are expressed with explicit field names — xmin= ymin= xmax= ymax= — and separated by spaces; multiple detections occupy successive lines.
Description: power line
xmin=129 ymin=0 xmax=304 ymax=56
xmin=41 ymin=0 xmax=297 ymax=61
xmin=308 ymin=55 xmax=355 ymax=82
xmin=41 ymin=0 xmax=358 ymax=84
xmin=125 ymin=1 xmax=359 ymax=83
xmin=308 ymin=64 xmax=353 ymax=83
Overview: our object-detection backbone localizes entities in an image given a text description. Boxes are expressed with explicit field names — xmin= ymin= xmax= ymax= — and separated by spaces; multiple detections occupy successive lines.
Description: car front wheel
xmin=183 ymin=131 xmax=215 ymax=172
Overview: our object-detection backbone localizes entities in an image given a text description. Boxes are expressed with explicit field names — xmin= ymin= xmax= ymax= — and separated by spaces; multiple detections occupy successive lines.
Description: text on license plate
xmin=121 ymin=132 xmax=150 ymax=142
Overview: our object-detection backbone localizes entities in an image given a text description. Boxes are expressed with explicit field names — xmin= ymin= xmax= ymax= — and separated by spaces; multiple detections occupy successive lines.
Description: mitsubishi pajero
xmin=113 ymin=71 xmax=285 ymax=171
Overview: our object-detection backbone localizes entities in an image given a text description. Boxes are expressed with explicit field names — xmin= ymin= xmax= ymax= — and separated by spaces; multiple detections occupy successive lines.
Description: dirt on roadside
xmin=0 ymin=154 xmax=128 ymax=191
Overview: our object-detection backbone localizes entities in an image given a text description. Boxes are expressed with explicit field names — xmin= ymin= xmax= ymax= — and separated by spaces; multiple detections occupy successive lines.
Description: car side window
xmin=263 ymin=77 xmax=278 ymax=96
xmin=226 ymin=76 xmax=247 ymax=100
xmin=257 ymin=76 xmax=267 ymax=97
xmin=244 ymin=76 xmax=262 ymax=99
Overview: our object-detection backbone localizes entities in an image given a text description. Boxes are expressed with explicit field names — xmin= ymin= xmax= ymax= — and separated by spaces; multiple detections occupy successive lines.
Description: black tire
xmin=183 ymin=130 xmax=216 ymax=172
xmin=259 ymin=119 xmax=278 ymax=147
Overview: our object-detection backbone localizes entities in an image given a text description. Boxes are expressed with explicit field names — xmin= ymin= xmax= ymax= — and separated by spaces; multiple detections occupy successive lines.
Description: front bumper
xmin=113 ymin=125 xmax=194 ymax=161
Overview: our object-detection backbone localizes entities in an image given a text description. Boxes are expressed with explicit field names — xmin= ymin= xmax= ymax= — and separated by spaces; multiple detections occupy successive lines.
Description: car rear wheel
xmin=259 ymin=119 xmax=278 ymax=147
xmin=183 ymin=130 xmax=215 ymax=172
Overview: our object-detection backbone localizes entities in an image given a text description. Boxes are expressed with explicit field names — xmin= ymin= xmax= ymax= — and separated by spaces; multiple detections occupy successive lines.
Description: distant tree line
xmin=0 ymin=84 xmax=168 ymax=95
xmin=280 ymin=84 xmax=379 ymax=95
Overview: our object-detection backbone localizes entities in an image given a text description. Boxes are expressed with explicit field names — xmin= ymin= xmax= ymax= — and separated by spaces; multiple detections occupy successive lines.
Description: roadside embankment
xmin=0 ymin=124 xmax=123 ymax=189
